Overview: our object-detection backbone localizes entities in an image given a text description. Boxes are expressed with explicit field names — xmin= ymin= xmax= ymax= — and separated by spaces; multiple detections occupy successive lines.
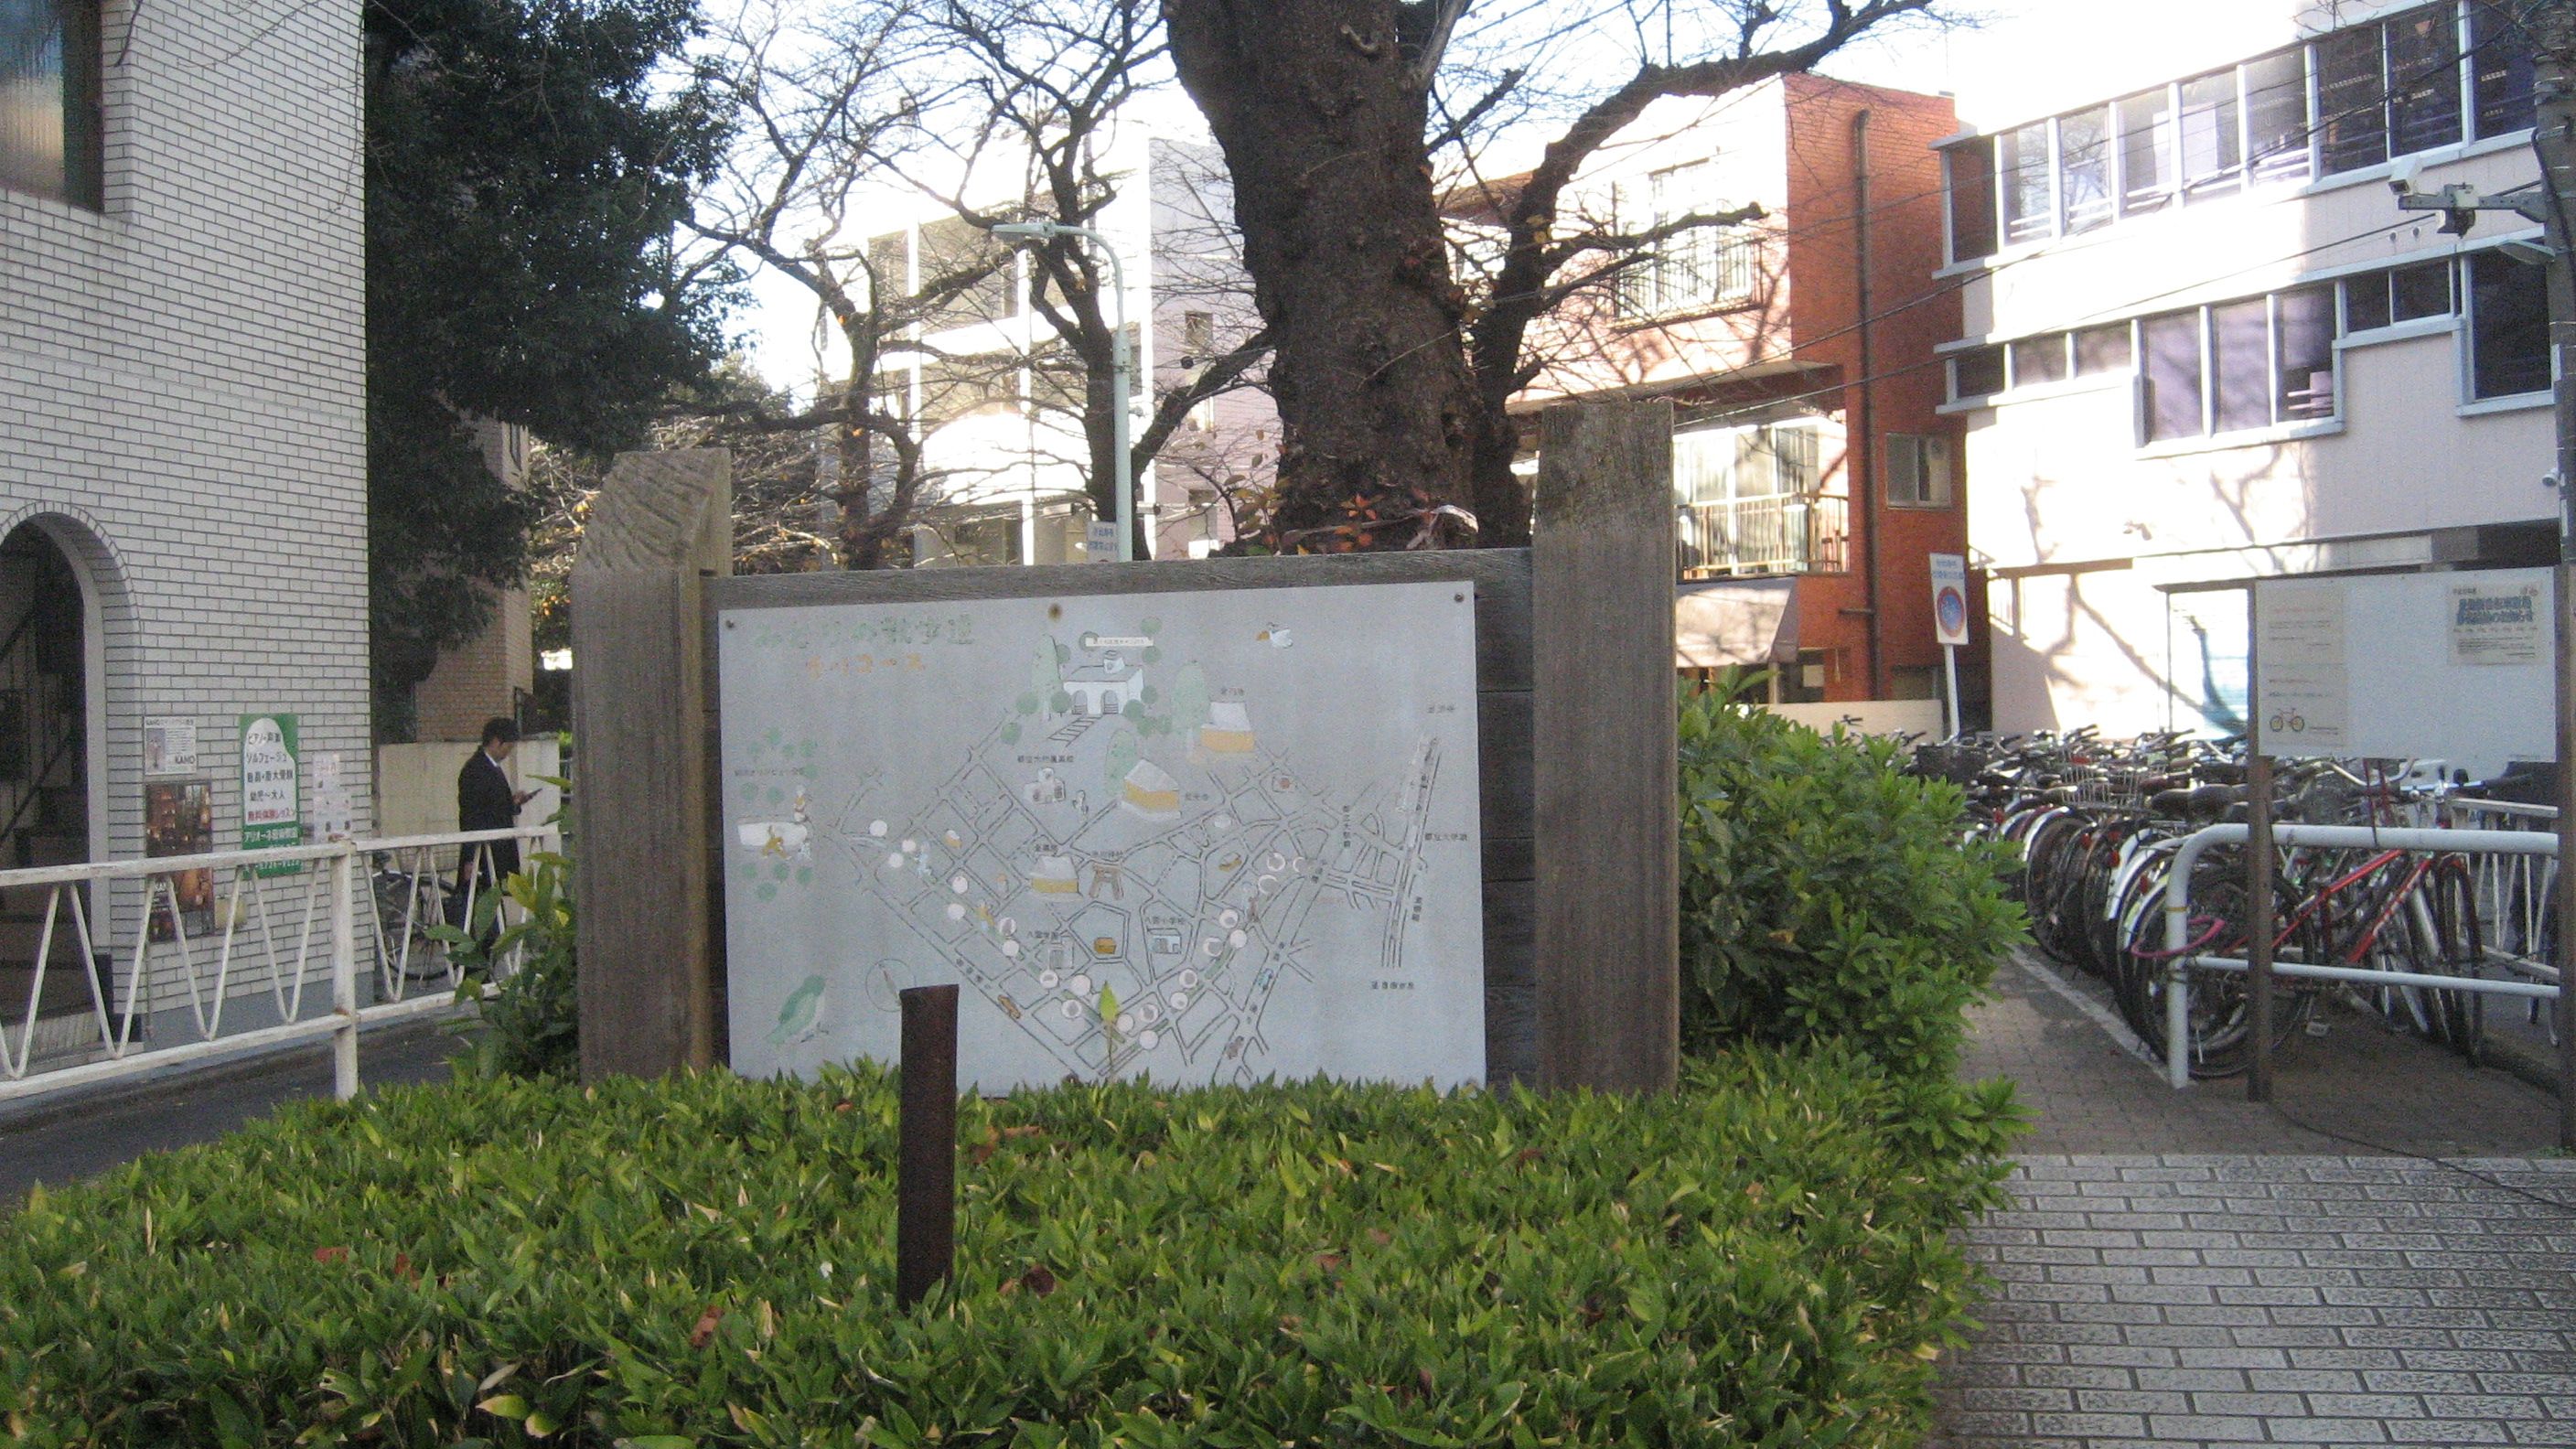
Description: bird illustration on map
xmin=768 ymin=973 xmax=830 ymax=1047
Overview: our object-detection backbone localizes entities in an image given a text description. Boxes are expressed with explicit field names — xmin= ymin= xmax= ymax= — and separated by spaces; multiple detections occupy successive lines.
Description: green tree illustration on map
xmin=1105 ymin=727 xmax=1139 ymax=796
xmin=1169 ymin=662 xmax=1210 ymax=735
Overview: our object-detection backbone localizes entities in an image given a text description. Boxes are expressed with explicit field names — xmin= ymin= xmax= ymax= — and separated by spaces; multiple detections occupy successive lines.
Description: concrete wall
xmin=0 ymin=0 xmax=370 ymax=1015
xmin=378 ymin=737 xmax=562 ymax=839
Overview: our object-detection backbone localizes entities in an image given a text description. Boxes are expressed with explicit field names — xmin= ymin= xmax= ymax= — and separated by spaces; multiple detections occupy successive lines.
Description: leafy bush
xmin=1678 ymin=683 xmax=2025 ymax=1079
xmin=438 ymin=846 xmax=579 ymax=1079
xmin=0 ymin=1048 xmax=2014 ymax=1447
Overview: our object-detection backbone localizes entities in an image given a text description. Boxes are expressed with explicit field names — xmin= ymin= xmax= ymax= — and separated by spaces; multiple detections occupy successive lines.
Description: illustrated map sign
xmin=717 ymin=580 xmax=1487 ymax=1091
xmin=1929 ymin=553 xmax=1970 ymax=646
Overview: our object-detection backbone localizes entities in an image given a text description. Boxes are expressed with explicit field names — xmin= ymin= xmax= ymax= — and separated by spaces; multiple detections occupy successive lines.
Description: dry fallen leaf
xmin=690 ymin=1304 xmax=724 ymax=1349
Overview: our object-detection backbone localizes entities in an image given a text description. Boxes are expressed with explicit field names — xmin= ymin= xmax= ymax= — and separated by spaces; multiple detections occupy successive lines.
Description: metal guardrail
xmin=2158 ymin=821 xmax=2562 ymax=1090
xmin=0 ymin=826 xmax=554 ymax=1103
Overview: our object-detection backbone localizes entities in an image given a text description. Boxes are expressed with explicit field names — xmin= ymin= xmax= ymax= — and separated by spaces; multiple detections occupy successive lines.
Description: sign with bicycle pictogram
xmin=2254 ymin=569 xmax=2549 ymax=772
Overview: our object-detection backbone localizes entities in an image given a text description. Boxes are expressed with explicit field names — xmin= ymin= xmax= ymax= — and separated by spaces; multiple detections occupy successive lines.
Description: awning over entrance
xmin=1674 ymin=576 xmax=1798 ymax=669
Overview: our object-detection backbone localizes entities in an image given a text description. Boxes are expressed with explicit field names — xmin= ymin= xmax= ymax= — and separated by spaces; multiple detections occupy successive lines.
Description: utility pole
xmin=2399 ymin=0 xmax=2575 ymax=1147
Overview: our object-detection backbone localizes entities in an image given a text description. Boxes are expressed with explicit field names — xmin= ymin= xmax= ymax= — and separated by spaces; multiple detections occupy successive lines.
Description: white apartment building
xmin=1938 ymin=0 xmax=2552 ymax=736
xmin=3 ymin=0 xmax=371 ymax=1040
xmin=863 ymin=120 xmax=1272 ymax=566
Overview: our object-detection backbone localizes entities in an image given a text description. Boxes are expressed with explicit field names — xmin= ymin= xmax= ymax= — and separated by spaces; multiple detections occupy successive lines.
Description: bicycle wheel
xmin=2119 ymin=844 xmax=2312 ymax=1078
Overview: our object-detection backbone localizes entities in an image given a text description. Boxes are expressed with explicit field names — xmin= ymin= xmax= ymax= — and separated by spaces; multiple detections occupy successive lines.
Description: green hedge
xmin=1679 ymin=688 xmax=2026 ymax=1079
xmin=1 ymin=1049 xmax=2013 ymax=1447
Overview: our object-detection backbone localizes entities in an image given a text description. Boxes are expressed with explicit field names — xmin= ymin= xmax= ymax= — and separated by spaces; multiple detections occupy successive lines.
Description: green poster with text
xmin=241 ymin=714 xmax=301 ymax=875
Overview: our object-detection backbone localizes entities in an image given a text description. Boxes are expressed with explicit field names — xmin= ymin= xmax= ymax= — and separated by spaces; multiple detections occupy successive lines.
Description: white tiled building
xmin=2 ymin=0 xmax=371 ymax=1026
xmin=863 ymin=119 xmax=1273 ymax=566
xmin=1937 ymin=0 xmax=2552 ymax=735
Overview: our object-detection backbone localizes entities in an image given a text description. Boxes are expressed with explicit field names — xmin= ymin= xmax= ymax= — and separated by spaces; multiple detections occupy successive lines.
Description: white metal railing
xmin=2158 ymin=821 xmax=2562 ymax=1090
xmin=1676 ymin=492 xmax=1850 ymax=577
xmin=0 ymin=826 xmax=554 ymax=1102
xmin=2428 ymin=797 xmax=2558 ymax=992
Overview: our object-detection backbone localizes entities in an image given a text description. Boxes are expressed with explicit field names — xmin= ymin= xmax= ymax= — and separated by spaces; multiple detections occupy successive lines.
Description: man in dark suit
xmin=455 ymin=717 xmax=535 ymax=932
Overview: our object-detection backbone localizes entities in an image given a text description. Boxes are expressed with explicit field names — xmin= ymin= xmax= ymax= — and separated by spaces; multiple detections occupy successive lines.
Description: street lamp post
xmin=993 ymin=220 xmax=1135 ymax=563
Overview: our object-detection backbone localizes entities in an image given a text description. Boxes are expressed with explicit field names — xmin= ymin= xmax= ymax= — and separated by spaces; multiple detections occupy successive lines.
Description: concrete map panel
xmin=717 ymin=580 xmax=1486 ymax=1090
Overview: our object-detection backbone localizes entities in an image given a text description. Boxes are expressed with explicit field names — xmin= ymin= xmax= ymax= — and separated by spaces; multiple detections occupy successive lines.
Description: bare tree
xmin=1157 ymin=0 xmax=1948 ymax=548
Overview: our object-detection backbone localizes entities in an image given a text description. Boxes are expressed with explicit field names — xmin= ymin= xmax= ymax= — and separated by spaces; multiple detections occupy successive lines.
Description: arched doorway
xmin=0 ymin=521 xmax=95 ymax=1023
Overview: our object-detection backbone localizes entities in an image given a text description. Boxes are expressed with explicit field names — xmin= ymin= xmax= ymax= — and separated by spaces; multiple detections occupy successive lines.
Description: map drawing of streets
xmin=719 ymin=583 xmax=1487 ymax=1090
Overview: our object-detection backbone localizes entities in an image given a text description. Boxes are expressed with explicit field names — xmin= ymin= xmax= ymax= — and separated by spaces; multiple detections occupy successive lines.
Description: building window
xmin=2466 ymin=249 xmax=2549 ymax=401
xmin=1950 ymin=5 xmax=2534 ymax=253
xmin=2177 ymin=69 xmax=2243 ymax=202
xmin=1949 ymin=345 xmax=2005 ymax=402
xmin=1885 ymin=434 xmax=1954 ymax=508
xmin=2343 ymin=258 xmax=2453 ymax=332
xmin=2142 ymin=286 xmax=2343 ymax=443
xmin=1618 ymin=163 xmax=1758 ymax=317
xmin=0 ymin=0 xmax=102 ymax=209
xmin=2058 ymin=105 xmax=2112 ymax=233
xmin=2242 ymin=48 xmax=2312 ymax=187
xmin=1947 ymin=136 xmax=1997 ymax=263
xmin=2469 ymin=1 xmax=2537 ymax=138
xmin=2073 ymin=323 xmax=2134 ymax=375
xmin=1999 ymin=122 xmax=2053 ymax=245
xmin=2117 ymin=86 xmax=2174 ymax=216
xmin=2011 ymin=334 xmax=2069 ymax=387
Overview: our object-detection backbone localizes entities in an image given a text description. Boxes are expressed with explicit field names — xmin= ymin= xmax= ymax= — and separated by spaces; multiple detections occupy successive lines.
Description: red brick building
xmin=1468 ymin=73 xmax=1985 ymax=720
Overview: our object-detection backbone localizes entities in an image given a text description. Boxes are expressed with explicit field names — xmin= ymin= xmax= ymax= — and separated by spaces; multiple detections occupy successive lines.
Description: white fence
xmin=0 ymin=826 xmax=555 ymax=1103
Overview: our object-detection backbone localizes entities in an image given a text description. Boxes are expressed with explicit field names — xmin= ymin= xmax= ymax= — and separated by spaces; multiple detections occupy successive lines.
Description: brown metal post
xmin=896 ymin=984 xmax=959 ymax=1308
xmin=2247 ymin=750 xmax=2276 ymax=1103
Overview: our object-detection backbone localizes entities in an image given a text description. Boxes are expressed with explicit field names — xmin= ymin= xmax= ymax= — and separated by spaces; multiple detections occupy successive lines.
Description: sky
xmin=724 ymin=0 xmax=2054 ymax=394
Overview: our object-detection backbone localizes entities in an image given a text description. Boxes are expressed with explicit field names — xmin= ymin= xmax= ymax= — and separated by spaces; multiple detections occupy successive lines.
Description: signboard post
xmin=239 ymin=714 xmax=301 ymax=877
xmin=1928 ymin=553 xmax=1970 ymax=739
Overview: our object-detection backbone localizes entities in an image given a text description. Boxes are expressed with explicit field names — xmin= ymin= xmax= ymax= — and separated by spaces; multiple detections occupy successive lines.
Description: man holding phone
xmin=454 ymin=717 xmax=536 ymax=931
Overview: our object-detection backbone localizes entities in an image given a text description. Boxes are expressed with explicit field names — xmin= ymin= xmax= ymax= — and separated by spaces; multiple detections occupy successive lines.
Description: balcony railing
xmin=1677 ymin=492 xmax=1850 ymax=577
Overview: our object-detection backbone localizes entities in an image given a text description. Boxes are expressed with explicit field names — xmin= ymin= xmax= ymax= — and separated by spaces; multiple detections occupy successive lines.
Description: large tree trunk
xmin=1162 ymin=0 xmax=1476 ymax=549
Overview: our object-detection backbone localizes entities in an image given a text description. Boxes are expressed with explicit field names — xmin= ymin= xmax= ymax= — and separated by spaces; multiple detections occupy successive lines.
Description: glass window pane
xmin=1885 ymin=434 xmax=1924 ymax=505
xmin=1775 ymin=426 xmax=1819 ymax=494
xmin=2471 ymin=1 xmax=2537 ymax=137
xmin=1 ymin=0 xmax=66 ymax=200
xmin=1947 ymin=138 xmax=1998 ymax=262
xmin=2058 ymin=106 xmax=2112 ymax=233
xmin=2389 ymin=259 xmax=2453 ymax=320
xmin=2118 ymin=88 xmax=2174 ymax=215
xmin=2388 ymin=5 xmax=2463 ymax=156
xmin=2468 ymin=250 xmax=2549 ymax=400
xmin=1673 ymin=430 xmax=1733 ymax=506
xmin=2211 ymin=299 xmax=2271 ymax=432
xmin=1999 ymin=122 xmax=2054 ymax=245
xmin=1922 ymin=435 xmax=1953 ymax=505
xmin=2316 ymin=24 xmax=2388 ymax=175
xmin=2345 ymin=268 xmax=2393 ymax=331
xmin=2073 ymin=323 xmax=2133 ymax=375
xmin=2274 ymin=285 xmax=2336 ymax=422
xmin=2142 ymin=311 xmax=2205 ymax=441
xmin=1951 ymin=345 xmax=2005 ymax=401
xmin=2178 ymin=70 xmax=2242 ymax=201
xmin=2011 ymin=335 xmax=2069 ymax=387
xmin=2243 ymin=48 xmax=2312 ymax=186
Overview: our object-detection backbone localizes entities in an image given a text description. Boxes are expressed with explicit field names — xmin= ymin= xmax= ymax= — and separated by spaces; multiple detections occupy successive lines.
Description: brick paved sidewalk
xmin=1933 ymin=955 xmax=2575 ymax=1449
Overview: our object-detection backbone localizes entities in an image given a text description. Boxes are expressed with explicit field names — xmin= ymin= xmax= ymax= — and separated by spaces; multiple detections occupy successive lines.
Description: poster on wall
xmin=311 ymin=753 xmax=356 ymax=842
xmin=144 ymin=718 xmax=199 ymax=777
xmin=2447 ymin=580 xmax=2544 ymax=667
xmin=240 ymin=714 xmax=301 ymax=876
xmin=716 ymin=581 xmax=1488 ymax=1092
xmin=144 ymin=779 xmax=214 ymax=941
xmin=2254 ymin=580 xmax=2353 ymax=756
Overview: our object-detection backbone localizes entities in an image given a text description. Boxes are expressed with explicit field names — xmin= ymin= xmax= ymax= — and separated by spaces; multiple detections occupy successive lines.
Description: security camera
xmin=2388 ymin=156 xmax=2423 ymax=196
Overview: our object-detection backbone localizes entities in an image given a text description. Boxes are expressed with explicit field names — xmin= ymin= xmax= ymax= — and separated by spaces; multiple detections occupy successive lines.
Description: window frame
xmin=1884 ymin=432 xmax=1956 ymax=509
xmin=2462 ymin=245 xmax=2553 ymax=403
xmin=0 ymin=0 xmax=104 ymax=209
xmin=2135 ymin=286 xmax=2346 ymax=446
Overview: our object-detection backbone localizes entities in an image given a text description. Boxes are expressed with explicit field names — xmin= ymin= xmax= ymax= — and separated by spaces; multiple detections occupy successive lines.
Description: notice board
xmin=2253 ymin=568 xmax=2551 ymax=775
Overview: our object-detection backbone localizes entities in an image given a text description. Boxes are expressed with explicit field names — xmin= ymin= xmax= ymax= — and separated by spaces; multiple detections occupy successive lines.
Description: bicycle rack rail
xmin=2160 ymin=822 xmax=2564 ymax=1091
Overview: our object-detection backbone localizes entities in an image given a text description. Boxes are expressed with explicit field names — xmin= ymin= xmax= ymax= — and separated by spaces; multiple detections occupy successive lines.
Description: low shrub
xmin=1679 ymin=682 xmax=2026 ymax=1079
xmin=0 ymin=1047 xmax=2014 ymax=1447
xmin=440 ymin=848 xmax=578 ymax=1080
